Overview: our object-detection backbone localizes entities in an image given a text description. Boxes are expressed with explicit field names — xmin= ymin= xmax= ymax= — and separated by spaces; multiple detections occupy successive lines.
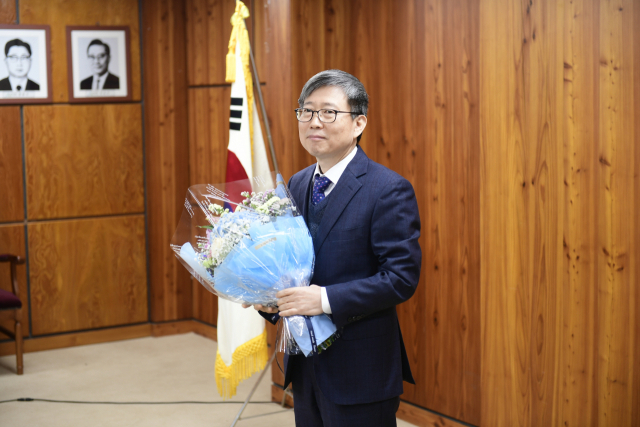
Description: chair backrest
xmin=0 ymin=254 xmax=24 ymax=300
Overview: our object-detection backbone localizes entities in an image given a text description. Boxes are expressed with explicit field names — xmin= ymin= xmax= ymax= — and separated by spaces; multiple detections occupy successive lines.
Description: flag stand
xmin=242 ymin=19 xmax=280 ymax=176
xmin=228 ymin=350 xmax=293 ymax=426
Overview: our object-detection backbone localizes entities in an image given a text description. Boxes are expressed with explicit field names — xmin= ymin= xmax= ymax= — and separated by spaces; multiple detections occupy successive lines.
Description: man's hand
xmin=276 ymin=285 xmax=323 ymax=317
xmin=241 ymin=303 xmax=279 ymax=314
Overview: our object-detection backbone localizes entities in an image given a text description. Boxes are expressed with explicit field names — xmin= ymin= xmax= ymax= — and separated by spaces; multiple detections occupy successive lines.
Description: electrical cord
xmin=0 ymin=398 xmax=276 ymax=405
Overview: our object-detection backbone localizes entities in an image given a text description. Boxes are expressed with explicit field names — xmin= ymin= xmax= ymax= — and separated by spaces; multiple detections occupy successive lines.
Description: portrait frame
xmin=66 ymin=26 xmax=131 ymax=103
xmin=0 ymin=24 xmax=52 ymax=105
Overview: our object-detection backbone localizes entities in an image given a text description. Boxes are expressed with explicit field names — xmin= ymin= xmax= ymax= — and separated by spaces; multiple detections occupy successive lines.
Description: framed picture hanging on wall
xmin=0 ymin=24 xmax=52 ymax=104
xmin=66 ymin=26 xmax=131 ymax=103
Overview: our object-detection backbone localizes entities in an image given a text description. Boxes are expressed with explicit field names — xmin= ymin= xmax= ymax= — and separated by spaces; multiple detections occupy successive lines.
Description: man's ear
xmin=353 ymin=115 xmax=367 ymax=139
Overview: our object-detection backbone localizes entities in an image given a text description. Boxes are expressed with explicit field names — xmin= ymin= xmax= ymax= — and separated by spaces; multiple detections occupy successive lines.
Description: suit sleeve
xmin=325 ymin=177 xmax=422 ymax=329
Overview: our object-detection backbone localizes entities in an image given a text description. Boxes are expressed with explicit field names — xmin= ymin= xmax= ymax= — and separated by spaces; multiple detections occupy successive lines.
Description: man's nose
xmin=309 ymin=113 xmax=323 ymax=127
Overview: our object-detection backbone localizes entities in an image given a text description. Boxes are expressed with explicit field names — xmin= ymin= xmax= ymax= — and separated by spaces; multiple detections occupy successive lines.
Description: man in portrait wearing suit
xmin=246 ymin=69 xmax=422 ymax=426
xmin=0 ymin=39 xmax=40 ymax=91
xmin=80 ymin=39 xmax=119 ymax=90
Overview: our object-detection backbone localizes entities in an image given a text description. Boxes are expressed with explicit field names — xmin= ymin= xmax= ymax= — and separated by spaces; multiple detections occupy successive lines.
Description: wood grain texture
xmin=289 ymin=0 xmax=481 ymax=423
xmin=142 ymin=0 xmax=192 ymax=322
xmin=185 ymin=0 xmax=264 ymax=86
xmin=28 ymin=215 xmax=147 ymax=335
xmin=0 ymin=107 xmax=24 ymax=223
xmin=24 ymin=104 xmax=144 ymax=220
xmin=0 ymin=225 xmax=27 ymax=340
xmin=597 ymin=0 xmax=636 ymax=424
xmin=560 ymin=1 xmax=600 ymax=425
xmin=261 ymin=0 xmax=293 ymax=389
xmin=0 ymin=323 xmax=151 ymax=356
xmin=187 ymin=86 xmax=232 ymax=325
xmin=633 ymin=2 xmax=640 ymax=423
xmin=0 ymin=0 xmax=16 ymax=24
xmin=19 ymin=0 xmax=141 ymax=103
xmin=397 ymin=401 xmax=469 ymax=427
xmin=480 ymin=0 xmax=640 ymax=426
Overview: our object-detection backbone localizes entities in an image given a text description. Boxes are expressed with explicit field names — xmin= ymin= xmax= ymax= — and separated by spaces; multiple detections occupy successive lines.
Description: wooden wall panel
xmin=20 ymin=0 xmax=141 ymax=103
xmin=560 ymin=1 xmax=600 ymax=425
xmin=633 ymin=2 xmax=640 ymax=423
xmin=187 ymin=86 xmax=231 ymax=325
xmin=186 ymin=0 xmax=264 ymax=86
xmin=480 ymin=1 xmax=569 ymax=426
xmin=597 ymin=0 xmax=637 ymax=424
xmin=24 ymin=104 xmax=144 ymax=220
xmin=479 ymin=0 xmax=640 ymax=426
xmin=261 ymin=0 xmax=293 ymax=387
xmin=0 ymin=225 xmax=27 ymax=339
xmin=188 ymin=87 xmax=231 ymax=185
xmin=186 ymin=0 xmax=237 ymax=86
xmin=142 ymin=0 xmax=192 ymax=322
xmin=0 ymin=0 xmax=16 ymax=23
xmin=0 ymin=107 xmax=24 ymax=223
xmin=28 ymin=215 xmax=147 ymax=335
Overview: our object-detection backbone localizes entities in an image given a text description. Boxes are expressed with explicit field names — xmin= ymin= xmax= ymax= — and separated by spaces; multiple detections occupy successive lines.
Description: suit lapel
xmin=292 ymin=165 xmax=314 ymax=220
xmin=313 ymin=148 xmax=368 ymax=254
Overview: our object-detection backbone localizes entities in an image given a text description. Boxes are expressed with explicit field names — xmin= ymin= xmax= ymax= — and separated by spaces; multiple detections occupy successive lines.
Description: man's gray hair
xmin=298 ymin=70 xmax=369 ymax=142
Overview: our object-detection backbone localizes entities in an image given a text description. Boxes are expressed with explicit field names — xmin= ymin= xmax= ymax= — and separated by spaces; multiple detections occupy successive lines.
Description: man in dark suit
xmin=0 ymin=39 xmax=40 ymax=91
xmin=79 ymin=39 xmax=119 ymax=90
xmin=246 ymin=70 xmax=422 ymax=426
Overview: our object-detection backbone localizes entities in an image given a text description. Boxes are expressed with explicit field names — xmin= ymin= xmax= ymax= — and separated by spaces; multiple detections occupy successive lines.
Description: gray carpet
xmin=0 ymin=333 xmax=416 ymax=426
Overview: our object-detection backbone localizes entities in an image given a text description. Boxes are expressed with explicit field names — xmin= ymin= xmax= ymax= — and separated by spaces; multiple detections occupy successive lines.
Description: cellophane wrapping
xmin=170 ymin=173 xmax=338 ymax=356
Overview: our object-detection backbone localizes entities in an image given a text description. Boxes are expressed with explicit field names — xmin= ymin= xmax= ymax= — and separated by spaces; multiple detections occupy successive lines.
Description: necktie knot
xmin=312 ymin=175 xmax=331 ymax=205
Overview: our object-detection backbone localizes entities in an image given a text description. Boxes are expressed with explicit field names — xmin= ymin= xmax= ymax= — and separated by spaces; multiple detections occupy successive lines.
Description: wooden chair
xmin=0 ymin=254 xmax=25 ymax=375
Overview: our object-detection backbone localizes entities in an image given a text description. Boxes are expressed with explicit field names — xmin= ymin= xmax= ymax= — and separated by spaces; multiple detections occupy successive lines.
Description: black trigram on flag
xmin=230 ymin=97 xmax=243 ymax=131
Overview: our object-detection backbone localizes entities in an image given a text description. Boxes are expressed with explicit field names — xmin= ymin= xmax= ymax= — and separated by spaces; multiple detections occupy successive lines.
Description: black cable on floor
xmin=0 ymin=398 xmax=276 ymax=405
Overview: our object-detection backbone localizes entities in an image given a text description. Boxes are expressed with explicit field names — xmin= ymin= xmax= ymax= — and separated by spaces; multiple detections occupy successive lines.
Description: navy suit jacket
xmin=263 ymin=147 xmax=421 ymax=405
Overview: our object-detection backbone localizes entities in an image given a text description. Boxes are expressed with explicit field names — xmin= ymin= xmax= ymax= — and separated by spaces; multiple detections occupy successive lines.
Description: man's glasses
xmin=295 ymin=108 xmax=359 ymax=123
xmin=6 ymin=55 xmax=31 ymax=63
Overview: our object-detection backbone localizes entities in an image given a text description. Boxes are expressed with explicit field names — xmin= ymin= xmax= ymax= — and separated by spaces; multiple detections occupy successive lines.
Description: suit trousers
xmin=291 ymin=354 xmax=400 ymax=427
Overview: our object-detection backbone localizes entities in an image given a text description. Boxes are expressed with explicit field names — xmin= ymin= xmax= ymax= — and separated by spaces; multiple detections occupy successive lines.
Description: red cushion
xmin=0 ymin=289 xmax=21 ymax=309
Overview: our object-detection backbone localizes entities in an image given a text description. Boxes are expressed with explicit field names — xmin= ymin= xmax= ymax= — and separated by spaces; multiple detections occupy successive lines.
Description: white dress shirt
xmin=93 ymin=73 xmax=108 ymax=90
xmin=8 ymin=76 xmax=27 ymax=92
xmin=313 ymin=145 xmax=359 ymax=314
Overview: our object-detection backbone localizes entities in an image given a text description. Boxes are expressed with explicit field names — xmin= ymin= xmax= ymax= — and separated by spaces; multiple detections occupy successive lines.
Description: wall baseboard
xmin=0 ymin=320 xmax=218 ymax=356
xmin=0 ymin=323 xmax=152 ymax=356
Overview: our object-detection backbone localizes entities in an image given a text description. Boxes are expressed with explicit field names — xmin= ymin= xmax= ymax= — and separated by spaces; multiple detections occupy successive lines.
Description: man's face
xmin=298 ymin=85 xmax=366 ymax=170
xmin=88 ymin=44 xmax=109 ymax=75
xmin=5 ymin=46 xmax=31 ymax=78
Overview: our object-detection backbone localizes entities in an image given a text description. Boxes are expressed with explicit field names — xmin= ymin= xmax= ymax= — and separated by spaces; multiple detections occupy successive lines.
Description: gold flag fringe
xmin=214 ymin=328 xmax=268 ymax=399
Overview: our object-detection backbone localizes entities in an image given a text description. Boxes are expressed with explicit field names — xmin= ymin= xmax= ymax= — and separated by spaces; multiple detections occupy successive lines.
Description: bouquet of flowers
xmin=171 ymin=173 xmax=339 ymax=356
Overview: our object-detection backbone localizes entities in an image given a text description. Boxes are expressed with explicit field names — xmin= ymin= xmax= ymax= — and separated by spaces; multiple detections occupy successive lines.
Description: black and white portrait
xmin=0 ymin=25 xmax=51 ymax=104
xmin=67 ymin=26 xmax=130 ymax=103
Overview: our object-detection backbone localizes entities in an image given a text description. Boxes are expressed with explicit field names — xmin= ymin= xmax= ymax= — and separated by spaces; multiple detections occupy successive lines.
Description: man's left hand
xmin=276 ymin=285 xmax=323 ymax=317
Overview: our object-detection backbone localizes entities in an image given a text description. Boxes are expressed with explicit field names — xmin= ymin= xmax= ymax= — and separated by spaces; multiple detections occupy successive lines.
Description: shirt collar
xmin=8 ymin=76 xmax=27 ymax=91
xmin=313 ymin=145 xmax=358 ymax=184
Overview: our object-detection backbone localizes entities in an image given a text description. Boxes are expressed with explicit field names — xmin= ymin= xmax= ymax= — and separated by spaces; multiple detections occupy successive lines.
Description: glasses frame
xmin=6 ymin=55 xmax=32 ymax=63
xmin=295 ymin=108 xmax=359 ymax=123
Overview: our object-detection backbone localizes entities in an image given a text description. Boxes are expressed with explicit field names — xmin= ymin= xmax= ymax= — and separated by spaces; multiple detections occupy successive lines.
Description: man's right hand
xmin=241 ymin=303 xmax=279 ymax=314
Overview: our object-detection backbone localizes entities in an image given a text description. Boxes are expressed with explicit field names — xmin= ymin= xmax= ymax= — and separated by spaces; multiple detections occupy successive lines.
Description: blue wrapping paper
xmin=172 ymin=173 xmax=338 ymax=356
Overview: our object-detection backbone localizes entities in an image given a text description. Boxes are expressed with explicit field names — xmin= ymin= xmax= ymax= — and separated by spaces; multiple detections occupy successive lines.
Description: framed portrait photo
xmin=0 ymin=24 xmax=52 ymax=104
xmin=66 ymin=26 xmax=131 ymax=103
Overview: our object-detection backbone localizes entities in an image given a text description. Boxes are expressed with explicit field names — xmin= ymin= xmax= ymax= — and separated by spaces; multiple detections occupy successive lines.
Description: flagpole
xmin=242 ymin=19 xmax=280 ymax=176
